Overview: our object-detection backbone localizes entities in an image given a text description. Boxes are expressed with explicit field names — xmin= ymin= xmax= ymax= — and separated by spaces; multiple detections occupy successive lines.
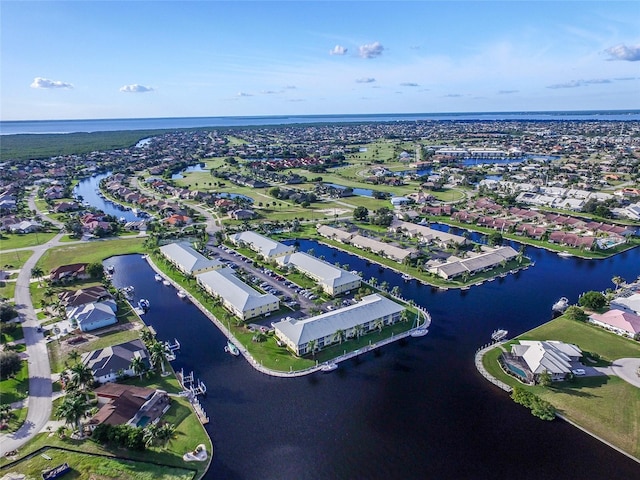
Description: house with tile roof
xmin=589 ymin=309 xmax=640 ymax=339
xmin=82 ymin=339 xmax=150 ymax=384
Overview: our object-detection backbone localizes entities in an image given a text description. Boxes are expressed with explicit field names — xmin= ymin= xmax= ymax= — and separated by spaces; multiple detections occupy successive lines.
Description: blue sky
xmin=2 ymin=1 xmax=639 ymax=120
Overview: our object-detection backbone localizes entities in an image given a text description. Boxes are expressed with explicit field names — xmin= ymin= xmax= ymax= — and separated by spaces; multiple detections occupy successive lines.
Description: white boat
xmin=131 ymin=207 xmax=139 ymax=215
xmin=177 ymin=290 xmax=188 ymax=299
xmin=552 ymin=297 xmax=569 ymax=312
xmin=321 ymin=362 xmax=338 ymax=372
xmin=224 ymin=340 xmax=240 ymax=356
xmin=491 ymin=329 xmax=508 ymax=341
xmin=154 ymin=274 xmax=162 ymax=281
xmin=558 ymin=251 xmax=573 ymax=258
xmin=402 ymin=274 xmax=412 ymax=282
xmin=138 ymin=298 xmax=150 ymax=311
xmin=410 ymin=327 xmax=429 ymax=337
xmin=162 ymin=279 xmax=171 ymax=286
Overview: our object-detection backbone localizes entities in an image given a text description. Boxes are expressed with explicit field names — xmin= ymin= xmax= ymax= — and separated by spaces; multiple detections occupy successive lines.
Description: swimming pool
xmin=136 ymin=415 xmax=151 ymax=428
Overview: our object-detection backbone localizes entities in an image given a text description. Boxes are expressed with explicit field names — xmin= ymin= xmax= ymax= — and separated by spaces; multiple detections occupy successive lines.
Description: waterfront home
xmin=350 ymin=234 xmax=416 ymax=263
xmin=391 ymin=219 xmax=467 ymax=247
xmin=50 ymin=263 xmax=90 ymax=283
xmin=610 ymin=293 xmax=640 ymax=316
xmin=197 ymin=267 xmax=279 ymax=320
xmin=509 ymin=340 xmax=582 ymax=382
xmin=82 ymin=339 xmax=150 ymax=384
xmin=160 ymin=241 xmax=224 ymax=276
xmin=59 ymin=285 xmax=113 ymax=309
xmin=275 ymin=251 xmax=361 ymax=296
xmin=317 ymin=224 xmax=355 ymax=243
xmin=273 ymin=293 xmax=405 ymax=356
xmin=428 ymin=246 xmax=518 ymax=280
xmin=588 ymin=309 xmax=640 ymax=339
xmin=229 ymin=230 xmax=295 ymax=260
xmin=69 ymin=301 xmax=118 ymax=332
xmin=87 ymin=383 xmax=170 ymax=430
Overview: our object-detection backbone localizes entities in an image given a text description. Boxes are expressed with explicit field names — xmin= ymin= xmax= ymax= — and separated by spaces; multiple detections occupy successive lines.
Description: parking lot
xmin=207 ymin=244 xmax=357 ymax=329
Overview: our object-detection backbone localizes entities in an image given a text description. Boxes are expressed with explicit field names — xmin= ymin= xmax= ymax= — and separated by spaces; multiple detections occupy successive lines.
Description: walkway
xmin=474 ymin=342 xmax=512 ymax=393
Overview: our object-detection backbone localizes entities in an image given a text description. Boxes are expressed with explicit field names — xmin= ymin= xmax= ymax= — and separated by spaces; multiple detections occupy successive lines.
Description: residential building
xmin=82 ymin=339 xmax=150 ymax=384
xmin=59 ymin=285 xmax=113 ymax=309
xmin=391 ymin=219 xmax=467 ymax=247
xmin=229 ymin=230 xmax=295 ymax=260
xmin=275 ymin=251 xmax=361 ymax=296
xmin=49 ymin=263 xmax=90 ymax=283
xmin=510 ymin=340 xmax=582 ymax=382
xmin=589 ymin=309 xmax=640 ymax=339
xmin=274 ymin=293 xmax=405 ymax=356
xmin=87 ymin=384 xmax=170 ymax=430
xmin=159 ymin=241 xmax=224 ymax=276
xmin=69 ymin=301 xmax=118 ymax=332
xmin=428 ymin=246 xmax=518 ymax=279
xmin=197 ymin=267 xmax=279 ymax=320
xmin=609 ymin=293 xmax=640 ymax=316
xmin=349 ymin=235 xmax=416 ymax=263
xmin=317 ymin=225 xmax=355 ymax=243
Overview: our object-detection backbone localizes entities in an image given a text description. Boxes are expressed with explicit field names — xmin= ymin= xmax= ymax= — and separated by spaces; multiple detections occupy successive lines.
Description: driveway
xmin=609 ymin=358 xmax=640 ymax=388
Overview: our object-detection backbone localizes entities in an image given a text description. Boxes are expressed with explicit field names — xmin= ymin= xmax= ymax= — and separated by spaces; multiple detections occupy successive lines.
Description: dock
xmin=177 ymin=368 xmax=210 ymax=424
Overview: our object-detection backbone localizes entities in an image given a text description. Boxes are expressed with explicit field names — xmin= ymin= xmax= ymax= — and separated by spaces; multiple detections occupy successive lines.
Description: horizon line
xmin=2 ymin=109 xmax=640 ymax=123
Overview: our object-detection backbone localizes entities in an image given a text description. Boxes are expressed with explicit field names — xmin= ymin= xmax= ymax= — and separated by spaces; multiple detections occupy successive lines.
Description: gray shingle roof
xmin=160 ymin=241 xmax=223 ymax=274
xmin=276 ymin=252 xmax=361 ymax=290
xmin=197 ymin=267 xmax=279 ymax=313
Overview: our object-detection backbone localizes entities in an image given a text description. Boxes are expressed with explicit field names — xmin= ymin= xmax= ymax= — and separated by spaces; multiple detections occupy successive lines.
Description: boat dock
xmin=177 ymin=368 xmax=209 ymax=424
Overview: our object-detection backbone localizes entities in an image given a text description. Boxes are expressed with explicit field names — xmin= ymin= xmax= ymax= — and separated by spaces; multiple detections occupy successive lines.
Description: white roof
xmin=69 ymin=302 xmax=115 ymax=326
xmin=197 ymin=267 xmax=279 ymax=313
xmin=610 ymin=293 xmax=640 ymax=315
xmin=392 ymin=219 xmax=466 ymax=245
xmin=274 ymin=294 xmax=404 ymax=346
xmin=159 ymin=241 xmax=223 ymax=274
xmin=512 ymin=340 xmax=582 ymax=375
xmin=229 ymin=231 xmax=293 ymax=258
xmin=277 ymin=251 xmax=361 ymax=289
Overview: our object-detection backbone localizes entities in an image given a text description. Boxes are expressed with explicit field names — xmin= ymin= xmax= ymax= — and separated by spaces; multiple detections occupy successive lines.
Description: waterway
xmin=108 ymin=240 xmax=640 ymax=479
xmin=73 ymin=172 xmax=144 ymax=222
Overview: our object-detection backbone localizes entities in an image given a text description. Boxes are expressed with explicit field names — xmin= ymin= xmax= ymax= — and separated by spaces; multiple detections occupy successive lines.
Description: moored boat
xmin=410 ymin=327 xmax=429 ymax=337
xmin=177 ymin=289 xmax=188 ymax=299
xmin=491 ymin=329 xmax=508 ymax=341
xmin=321 ymin=362 xmax=338 ymax=372
xmin=224 ymin=340 xmax=240 ymax=356
xmin=552 ymin=296 xmax=569 ymax=312
xmin=162 ymin=279 xmax=171 ymax=286
xmin=154 ymin=274 xmax=163 ymax=281
xmin=402 ymin=274 xmax=412 ymax=282
xmin=558 ymin=251 xmax=573 ymax=258
xmin=138 ymin=298 xmax=150 ymax=311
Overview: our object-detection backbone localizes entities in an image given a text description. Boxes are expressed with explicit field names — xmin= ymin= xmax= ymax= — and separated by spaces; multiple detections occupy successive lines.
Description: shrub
xmin=0 ymin=351 xmax=22 ymax=379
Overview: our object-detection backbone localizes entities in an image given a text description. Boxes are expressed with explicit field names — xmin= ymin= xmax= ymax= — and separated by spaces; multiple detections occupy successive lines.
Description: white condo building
xmin=229 ymin=231 xmax=295 ymax=260
xmin=274 ymin=294 xmax=405 ymax=356
xmin=159 ymin=241 xmax=223 ymax=276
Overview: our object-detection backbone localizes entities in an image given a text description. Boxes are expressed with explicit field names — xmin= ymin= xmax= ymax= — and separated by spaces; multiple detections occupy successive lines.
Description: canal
xmin=108 ymin=240 xmax=640 ymax=479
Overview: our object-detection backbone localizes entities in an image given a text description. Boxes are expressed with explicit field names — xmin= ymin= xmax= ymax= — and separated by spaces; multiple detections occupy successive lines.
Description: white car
xmin=572 ymin=368 xmax=586 ymax=376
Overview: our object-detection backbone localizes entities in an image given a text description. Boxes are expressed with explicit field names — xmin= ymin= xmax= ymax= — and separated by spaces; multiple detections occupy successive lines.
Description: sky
xmin=1 ymin=1 xmax=639 ymax=120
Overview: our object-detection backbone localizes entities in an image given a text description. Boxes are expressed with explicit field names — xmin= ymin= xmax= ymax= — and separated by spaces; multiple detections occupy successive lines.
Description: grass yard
xmin=481 ymin=315 xmax=640 ymax=459
xmin=0 ymin=360 xmax=29 ymax=405
xmin=37 ymin=237 xmax=145 ymax=272
xmin=0 ymin=281 xmax=17 ymax=302
xmin=0 ymin=446 xmax=197 ymax=480
xmin=0 ymin=232 xmax=57 ymax=250
xmin=0 ymin=250 xmax=34 ymax=270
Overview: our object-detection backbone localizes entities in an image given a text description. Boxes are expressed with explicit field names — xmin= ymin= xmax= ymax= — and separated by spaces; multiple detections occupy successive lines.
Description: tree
xmin=68 ymin=362 xmax=94 ymax=393
xmin=353 ymin=206 xmax=369 ymax=222
xmin=538 ymin=370 xmax=552 ymax=387
xmin=611 ymin=276 xmax=625 ymax=289
xmin=86 ymin=262 xmax=105 ymax=279
xmin=144 ymin=423 xmax=161 ymax=447
xmin=56 ymin=392 xmax=90 ymax=432
xmin=334 ymin=329 xmax=345 ymax=345
xmin=149 ymin=341 xmax=170 ymax=375
xmin=68 ymin=350 xmax=81 ymax=364
xmin=130 ymin=355 xmax=148 ymax=380
xmin=487 ymin=231 xmax=503 ymax=247
xmin=307 ymin=339 xmax=318 ymax=357
xmin=564 ymin=305 xmax=587 ymax=322
xmin=0 ymin=304 xmax=19 ymax=323
xmin=157 ymin=423 xmax=177 ymax=446
xmin=0 ymin=351 xmax=22 ymax=380
xmin=578 ymin=291 xmax=606 ymax=310
xmin=31 ymin=266 xmax=44 ymax=285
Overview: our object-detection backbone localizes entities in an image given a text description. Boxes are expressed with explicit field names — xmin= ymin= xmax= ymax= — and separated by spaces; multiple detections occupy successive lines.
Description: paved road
xmin=0 ymin=232 xmax=63 ymax=455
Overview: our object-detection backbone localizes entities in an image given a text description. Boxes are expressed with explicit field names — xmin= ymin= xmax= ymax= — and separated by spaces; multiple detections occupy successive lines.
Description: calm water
xmin=107 ymin=240 xmax=640 ymax=480
xmin=2 ymin=111 xmax=640 ymax=135
xmin=73 ymin=172 xmax=144 ymax=222
xmin=171 ymin=164 xmax=206 ymax=180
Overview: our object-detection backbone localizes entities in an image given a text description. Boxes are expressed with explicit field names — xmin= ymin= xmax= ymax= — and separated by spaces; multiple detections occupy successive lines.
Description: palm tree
xmin=379 ymin=281 xmax=389 ymax=292
xmin=353 ymin=324 xmax=364 ymax=339
xmin=307 ymin=339 xmax=318 ymax=357
xmin=55 ymin=392 xmax=90 ymax=432
xmin=149 ymin=341 xmax=169 ymax=375
xmin=31 ymin=266 xmax=44 ymax=285
xmin=68 ymin=350 xmax=81 ymax=365
xmin=130 ymin=355 xmax=148 ymax=380
xmin=333 ymin=329 xmax=345 ymax=345
xmin=144 ymin=423 xmax=161 ymax=447
xmin=391 ymin=286 xmax=401 ymax=297
xmin=369 ymin=277 xmax=378 ymax=288
xmin=374 ymin=319 xmax=384 ymax=333
xmin=157 ymin=423 xmax=177 ymax=447
xmin=69 ymin=362 xmax=93 ymax=394
xmin=612 ymin=276 xmax=624 ymax=289
xmin=140 ymin=328 xmax=154 ymax=345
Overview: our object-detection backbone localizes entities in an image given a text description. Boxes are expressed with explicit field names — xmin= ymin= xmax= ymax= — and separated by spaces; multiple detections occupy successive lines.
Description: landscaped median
xmin=480 ymin=315 xmax=640 ymax=460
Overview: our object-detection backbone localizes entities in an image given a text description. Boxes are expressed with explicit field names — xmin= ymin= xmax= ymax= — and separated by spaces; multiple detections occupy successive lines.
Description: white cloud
xmin=119 ymin=84 xmax=154 ymax=93
xmin=237 ymin=91 xmax=253 ymax=97
xmin=546 ymin=78 xmax=612 ymax=89
xmin=498 ymin=90 xmax=519 ymax=94
xmin=443 ymin=93 xmax=463 ymax=98
xmin=605 ymin=44 xmax=640 ymax=61
xmin=30 ymin=77 xmax=73 ymax=89
xmin=356 ymin=77 xmax=376 ymax=84
xmin=359 ymin=42 xmax=384 ymax=59
xmin=400 ymin=82 xmax=419 ymax=87
xmin=329 ymin=45 xmax=348 ymax=56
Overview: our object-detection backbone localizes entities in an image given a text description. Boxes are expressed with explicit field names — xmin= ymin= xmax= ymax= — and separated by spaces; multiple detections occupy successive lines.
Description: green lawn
xmin=0 ymin=281 xmax=17 ymax=302
xmin=0 ymin=232 xmax=57 ymax=249
xmin=1 ymin=322 xmax=24 ymax=343
xmin=0 ymin=360 xmax=29 ymax=405
xmin=37 ymin=237 xmax=145 ymax=272
xmin=481 ymin=315 xmax=640 ymax=459
xmin=0 ymin=250 xmax=34 ymax=270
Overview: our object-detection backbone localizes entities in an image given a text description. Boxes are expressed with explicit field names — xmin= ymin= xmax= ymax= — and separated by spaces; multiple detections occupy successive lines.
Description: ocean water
xmin=2 ymin=110 xmax=639 ymax=135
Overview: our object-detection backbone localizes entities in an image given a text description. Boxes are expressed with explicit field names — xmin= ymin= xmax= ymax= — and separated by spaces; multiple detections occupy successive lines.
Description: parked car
xmin=572 ymin=368 xmax=586 ymax=376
